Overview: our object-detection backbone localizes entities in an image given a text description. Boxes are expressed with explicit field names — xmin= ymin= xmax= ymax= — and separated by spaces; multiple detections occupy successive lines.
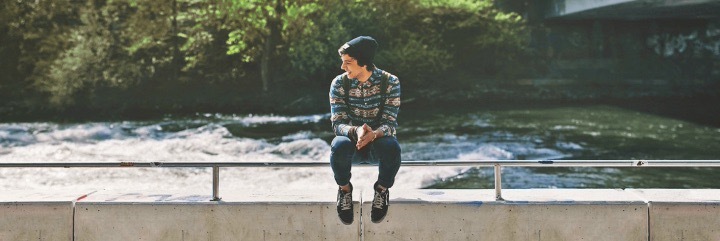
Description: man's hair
xmin=338 ymin=36 xmax=378 ymax=71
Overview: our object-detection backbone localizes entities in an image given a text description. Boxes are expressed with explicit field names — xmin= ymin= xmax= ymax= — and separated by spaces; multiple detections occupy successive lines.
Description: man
xmin=329 ymin=36 xmax=401 ymax=225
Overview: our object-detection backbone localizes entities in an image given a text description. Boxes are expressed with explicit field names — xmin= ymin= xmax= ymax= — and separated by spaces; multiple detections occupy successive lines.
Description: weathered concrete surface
xmin=362 ymin=189 xmax=648 ymax=241
xmin=631 ymin=189 xmax=720 ymax=241
xmin=74 ymin=189 xmax=360 ymax=241
xmin=0 ymin=190 xmax=92 ymax=241
xmin=8 ymin=188 xmax=720 ymax=240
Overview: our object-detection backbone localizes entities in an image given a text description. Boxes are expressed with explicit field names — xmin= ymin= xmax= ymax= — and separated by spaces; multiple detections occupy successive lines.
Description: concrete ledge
xmin=5 ymin=188 xmax=720 ymax=240
xmin=631 ymin=189 xmax=720 ymax=241
xmin=74 ymin=189 xmax=359 ymax=241
xmin=0 ymin=190 xmax=92 ymax=241
xmin=363 ymin=189 xmax=648 ymax=241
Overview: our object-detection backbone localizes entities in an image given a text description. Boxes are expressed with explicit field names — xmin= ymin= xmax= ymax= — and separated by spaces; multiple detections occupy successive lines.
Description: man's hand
xmin=356 ymin=123 xmax=375 ymax=150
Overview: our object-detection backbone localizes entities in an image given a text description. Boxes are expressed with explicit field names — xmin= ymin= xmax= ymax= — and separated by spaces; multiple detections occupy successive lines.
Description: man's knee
xmin=331 ymin=136 xmax=355 ymax=152
xmin=375 ymin=137 xmax=401 ymax=156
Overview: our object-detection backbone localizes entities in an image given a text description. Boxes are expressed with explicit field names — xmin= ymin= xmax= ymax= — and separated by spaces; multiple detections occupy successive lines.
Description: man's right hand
xmin=356 ymin=124 xmax=374 ymax=150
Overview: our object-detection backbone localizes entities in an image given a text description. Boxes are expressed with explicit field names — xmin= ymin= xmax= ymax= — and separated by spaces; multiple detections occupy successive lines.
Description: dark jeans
xmin=330 ymin=136 xmax=401 ymax=188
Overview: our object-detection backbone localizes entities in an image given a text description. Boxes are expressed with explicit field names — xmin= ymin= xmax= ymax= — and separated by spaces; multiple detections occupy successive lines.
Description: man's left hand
xmin=356 ymin=124 xmax=375 ymax=150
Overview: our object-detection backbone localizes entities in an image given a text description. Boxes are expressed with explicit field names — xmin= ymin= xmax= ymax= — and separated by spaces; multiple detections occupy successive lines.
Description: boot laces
xmin=340 ymin=192 xmax=353 ymax=211
xmin=373 ymin=190 xmax=386 ymax=209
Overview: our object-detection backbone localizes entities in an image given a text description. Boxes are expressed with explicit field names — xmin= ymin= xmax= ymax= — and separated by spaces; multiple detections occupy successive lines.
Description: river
xmin=1 ymin=103 xmax=719 ymax=192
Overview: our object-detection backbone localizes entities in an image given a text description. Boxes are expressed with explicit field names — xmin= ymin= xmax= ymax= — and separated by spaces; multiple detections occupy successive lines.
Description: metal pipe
xmin=2 ymin=160 xmax=720 ymax=168
xmin=212 ymin=166 xmax=221 ymax=201
xmin=494 ymin=164 xmax=504 ymax=201
xmin=3 ymin=160 xmax=720 ymax=203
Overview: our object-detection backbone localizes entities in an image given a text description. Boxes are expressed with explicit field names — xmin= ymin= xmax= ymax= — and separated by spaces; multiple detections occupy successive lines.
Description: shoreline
xmin=1 ymin=76 xmax=718 ymax=126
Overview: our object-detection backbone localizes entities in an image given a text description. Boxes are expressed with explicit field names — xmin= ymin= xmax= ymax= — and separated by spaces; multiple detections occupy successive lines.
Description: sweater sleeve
xmin=330 ymin=75 xmax=356 ymax=139
xmin=378 ymin=74 xmax=400 ymax=137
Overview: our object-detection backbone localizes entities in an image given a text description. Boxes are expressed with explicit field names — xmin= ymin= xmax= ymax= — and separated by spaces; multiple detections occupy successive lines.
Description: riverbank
xmin=2 ymin=79 xmax=718 ymax=128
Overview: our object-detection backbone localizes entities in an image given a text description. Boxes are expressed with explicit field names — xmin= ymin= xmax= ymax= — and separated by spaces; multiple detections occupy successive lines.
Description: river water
xmin=1 ymin=103 xmax=719 ymax=192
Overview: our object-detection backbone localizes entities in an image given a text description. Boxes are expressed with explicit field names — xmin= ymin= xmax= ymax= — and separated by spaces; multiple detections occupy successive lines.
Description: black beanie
xmin=341 ymin=36 xmax=378 ymax=65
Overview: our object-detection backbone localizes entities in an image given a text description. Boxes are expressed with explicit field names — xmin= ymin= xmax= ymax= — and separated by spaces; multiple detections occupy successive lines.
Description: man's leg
xmin=370 ymin=136 xmax=401 ymax=223
xmin=330 ymin=136 xmax=356 ymax=225
xmin=373 ymin=136 xmax=401 ymax=189
xmin=331 ymin=136 xmax=355 ymax=187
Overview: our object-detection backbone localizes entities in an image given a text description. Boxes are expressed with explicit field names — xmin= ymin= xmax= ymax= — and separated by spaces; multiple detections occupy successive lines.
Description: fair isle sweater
xmin=329 ymin=68 xmax=401 ymax=139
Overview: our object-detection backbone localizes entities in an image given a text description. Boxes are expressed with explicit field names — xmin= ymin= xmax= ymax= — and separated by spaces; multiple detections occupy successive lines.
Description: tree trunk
xmin=260 ymin=0 xmax=284 ymax=92
xmin=172 ymin=0 xmax=180 ymax=82
xmin=261 ymin=33 xmax=272 ymax=92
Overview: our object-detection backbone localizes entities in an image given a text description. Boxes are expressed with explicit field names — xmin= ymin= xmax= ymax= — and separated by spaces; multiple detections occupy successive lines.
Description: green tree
xmin=36 ymin=0 xmax=147 ymax=106
xmin=281 ymin=1 xmax=348 ymax=83
xmin=220 ymin=0 xmax=325 ymax=92
xmin=122 ymin=0 xmax=183 ymax=83
xmin=0 ymin=1 xmax=21 ymax=99
xmin=33 ymin=0 xmax=203 ymax=106
xmin=1 ymin=0 xmax=532 ymax=117
xmin=4 ymin=0 xmax=79 ymax=104
xmin=287 ymin=0 xmax=526 ymax=88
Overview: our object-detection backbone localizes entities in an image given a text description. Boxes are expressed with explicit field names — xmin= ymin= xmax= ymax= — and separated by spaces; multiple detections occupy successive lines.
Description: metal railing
xmin=2 ymin=160 xmax=720 ymax=201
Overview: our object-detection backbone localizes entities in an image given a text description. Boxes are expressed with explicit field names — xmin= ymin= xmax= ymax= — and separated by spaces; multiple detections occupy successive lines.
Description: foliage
xmin=0 ymin=1 xmax=21 ymax=97
xmin=0 ymin=0 xmax=530 ymax=112
xmin=3 ymin=0 xmax=79 ymax=102
xmin=281 ymin=0 xmax=527 ymax=87
xmin=40 ymin=1 xmax=150 ymax=106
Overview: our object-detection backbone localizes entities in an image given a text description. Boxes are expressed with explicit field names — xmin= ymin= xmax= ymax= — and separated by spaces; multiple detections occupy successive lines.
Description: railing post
xmin=212 ymin=166 xmax=221 ymax=201
xmin=494 ymin=163 xmax=504 ymax=201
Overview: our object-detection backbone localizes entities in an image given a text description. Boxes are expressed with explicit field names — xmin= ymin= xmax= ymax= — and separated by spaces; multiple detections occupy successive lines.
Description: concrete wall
xmin=631 ymin=189 xmax=720 ymax=241
xmin=363 ymin=189 xmax=648 ymax=241
xmin=2 ymin=189 xmax=720 ymax=240
xmin=73 ymin=190 xmax=359 ymax=241
xmin=0 ymin=190 xmax=93 ymax=241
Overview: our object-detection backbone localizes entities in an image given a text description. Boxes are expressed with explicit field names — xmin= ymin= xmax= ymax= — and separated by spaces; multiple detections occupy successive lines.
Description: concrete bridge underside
xmin=546 ymin=0 xmax=720 ymax=19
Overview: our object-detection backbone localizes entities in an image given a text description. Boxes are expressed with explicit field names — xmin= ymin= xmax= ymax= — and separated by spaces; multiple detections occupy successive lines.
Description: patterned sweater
xmin=329 ymin=68 xmax=401 ymax=138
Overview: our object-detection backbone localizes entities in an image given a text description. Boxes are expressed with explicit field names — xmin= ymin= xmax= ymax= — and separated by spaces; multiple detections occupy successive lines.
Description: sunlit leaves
xmin=127 ymin=37 xmax=152 ymax=55
xmin=418 ymin=0 xmax=492 ymax=11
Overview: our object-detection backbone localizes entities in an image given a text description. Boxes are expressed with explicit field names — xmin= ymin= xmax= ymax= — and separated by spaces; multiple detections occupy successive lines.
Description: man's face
xmin=340 ymin=54 xmax=365 ymax=79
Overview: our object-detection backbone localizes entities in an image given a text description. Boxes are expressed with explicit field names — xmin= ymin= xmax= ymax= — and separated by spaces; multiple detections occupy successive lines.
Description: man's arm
xmin=330 ymin=75 xmax=358 ymax=140
xmin=376 ymin=74 xmax=401 ymax=137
